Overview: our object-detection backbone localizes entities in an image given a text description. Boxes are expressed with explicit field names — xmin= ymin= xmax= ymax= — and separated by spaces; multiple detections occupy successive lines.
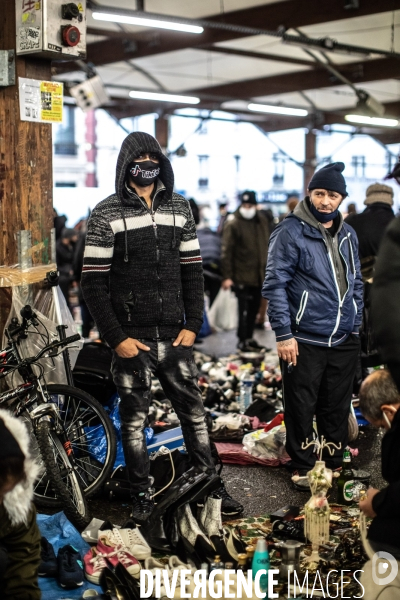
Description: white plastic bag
xmin=208 ymin=288 xmax=238 ymax=331
xmin=243 ymin=425 xmax=289 ymax=460
xmin=2 ymin=286 xmax=82 ymax=386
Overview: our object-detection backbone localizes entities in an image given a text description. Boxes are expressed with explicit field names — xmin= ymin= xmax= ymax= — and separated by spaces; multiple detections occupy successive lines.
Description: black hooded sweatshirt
xmin=81 ymin=132 xmax=204 ymax=349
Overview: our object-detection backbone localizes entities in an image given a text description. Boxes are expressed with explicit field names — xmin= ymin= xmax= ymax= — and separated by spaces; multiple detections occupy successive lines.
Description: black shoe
xmin=100 ymin=566 xmax=134 ymax=600
xmin=246 ymin=339 xmax=270 ymax=352
xmin=57 ymin=545 xmax=84 ymax=589
xmin=291 ymin=469 xmax=311 ymax=491
xmin=38 ymin=536 xmax=57 ymax=577
xmin=131 ymin=491 xmax=155 ymax=524
xmin=213 ymin=483 xmax=244 ymax=517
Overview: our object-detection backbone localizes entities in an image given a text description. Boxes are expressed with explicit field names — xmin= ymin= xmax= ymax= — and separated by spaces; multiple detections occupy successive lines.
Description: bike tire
xmin=34 ymin=384 xmax=116 ymax=507
xmin=36 ymin=420 xmax=90 ymax=530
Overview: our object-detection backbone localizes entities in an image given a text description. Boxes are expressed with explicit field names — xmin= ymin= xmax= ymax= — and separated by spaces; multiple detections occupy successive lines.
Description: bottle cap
xmin=237 ymin=553 xmax=248 ymax=562
xmin=246 ymin=545 xmax=255 ymax=553
xmin=255 ymin=539 xmax=268 ymax=553
xmin=225 ymin=562 xmax=234 ymax=569
xmin=214 ymin=555 xmax=221 ymax=561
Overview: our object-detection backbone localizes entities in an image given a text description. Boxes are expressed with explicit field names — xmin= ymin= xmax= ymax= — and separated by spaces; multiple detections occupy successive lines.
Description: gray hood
xmin=293 ymin=197 xmax=344 ymax=236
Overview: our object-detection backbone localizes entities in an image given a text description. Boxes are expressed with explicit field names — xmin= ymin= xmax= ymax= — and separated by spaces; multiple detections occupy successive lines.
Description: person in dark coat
xmin=263 ymin=163 xmax=364 ymax=487
xmin=221 ymin=190 xmax=270 ymax=351
xmin=197 ymin=209 xmax=222 ymax=307
xmin=370 ymin=157 xmax=400 ymax=392
xmin=345 ymin=183 xmax=395 ymax=279
xmin=358 ymin=369 xmax=400 ymax=597
xmin=0 ymin=411 xmax=41 ymax=600
xmin=56 ymin=227 xmax=78 ymax=311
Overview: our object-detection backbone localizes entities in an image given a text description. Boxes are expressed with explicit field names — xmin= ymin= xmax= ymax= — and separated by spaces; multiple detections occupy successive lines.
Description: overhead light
xmin=248 ymin=103 xmax=308 ymax=117
xmin=345 ymin=115 xmax=398 ymax=127
xmin=92 ymin=11 xmax=204 ymax=34
xmin=129 ymin=90 xmax=200 ymax=104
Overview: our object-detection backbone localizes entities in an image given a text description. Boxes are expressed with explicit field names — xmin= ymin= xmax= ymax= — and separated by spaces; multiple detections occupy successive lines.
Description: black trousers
xmin=111 ymin=340 xmax=216 ymax=496
xmin=235 ymin=285 xmax=262 ymax=343
xmin=282 ymin=335 xmax=360 ymax=470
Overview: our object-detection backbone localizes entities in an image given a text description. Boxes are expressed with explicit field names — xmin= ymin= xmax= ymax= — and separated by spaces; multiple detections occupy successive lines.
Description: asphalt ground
xmin=84 ymin=327 xmax=385 ymax=525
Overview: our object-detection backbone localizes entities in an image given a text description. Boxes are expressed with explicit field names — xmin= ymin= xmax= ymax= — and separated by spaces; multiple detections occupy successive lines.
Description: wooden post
xmin=0 ymin=0 xmax=53 ymax=327
xmin=304 ymin=130 xmax=317 ymax=196
xmin=155 ymin=115 xmax=169 ymax=152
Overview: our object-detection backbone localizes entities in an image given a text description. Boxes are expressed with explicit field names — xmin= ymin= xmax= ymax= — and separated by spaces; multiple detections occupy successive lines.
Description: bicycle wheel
xmin=33 ymin=384 xmax=116 ymax=507
xmin=36 ymin=420 xmax=90 ymax=530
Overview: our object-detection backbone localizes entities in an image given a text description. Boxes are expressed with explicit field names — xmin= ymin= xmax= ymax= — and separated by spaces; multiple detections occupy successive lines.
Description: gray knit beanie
xmin=364 ymin=183 xmax=394 ymax=206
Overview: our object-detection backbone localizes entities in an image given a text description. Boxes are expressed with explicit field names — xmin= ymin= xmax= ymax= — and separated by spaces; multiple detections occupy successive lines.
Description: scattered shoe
xmin=84 ymin=547 xmax=107 ymax=585
xmin=213 ymin=482 xmax=244 ymax=517
xmin=119 ymin=519 xmax=152 ymax=560
xmin=200 ymin=496 xmax=233 ymax=563
xmin=246 ymin=339 xmax=270 ymax=352
xmin=131 ymin=490 xmax=155 ymax=524
xmin=98 ymin=535 xmax=141 ymax=577
xmin=223 ymin=526 xmax=247 ymax=561
xmin=291 ymin=469 xmax=311 ymax=491
xmin=177 ymin=503 xmax=215 ymax=565
xmin=57 ymin=544 xmax=84 ymax=589
xmin=38 ymin=536 xmax=57 ymax=577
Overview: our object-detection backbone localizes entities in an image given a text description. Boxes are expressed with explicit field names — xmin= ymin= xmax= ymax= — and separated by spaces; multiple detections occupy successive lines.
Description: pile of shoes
xmin=39 ymin=538 xmax=86 ymax=590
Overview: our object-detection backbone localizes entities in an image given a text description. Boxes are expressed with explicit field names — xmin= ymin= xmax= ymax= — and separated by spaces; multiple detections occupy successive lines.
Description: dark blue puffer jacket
xmin=262 ymin=199 xmax=364 ymax=347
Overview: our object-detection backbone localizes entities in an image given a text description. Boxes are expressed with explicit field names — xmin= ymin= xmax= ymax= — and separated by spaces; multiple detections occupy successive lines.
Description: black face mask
xmin=129 ymin=160 xmax=160 ymax=187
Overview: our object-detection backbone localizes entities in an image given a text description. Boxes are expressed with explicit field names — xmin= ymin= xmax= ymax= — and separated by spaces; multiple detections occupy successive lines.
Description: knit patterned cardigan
xmin=81 ymin=132 xmax=204 ymax=349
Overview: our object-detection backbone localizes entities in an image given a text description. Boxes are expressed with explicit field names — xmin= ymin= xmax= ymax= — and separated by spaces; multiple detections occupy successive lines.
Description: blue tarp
xmin=37 ymin=512 xmax=102 ymax=599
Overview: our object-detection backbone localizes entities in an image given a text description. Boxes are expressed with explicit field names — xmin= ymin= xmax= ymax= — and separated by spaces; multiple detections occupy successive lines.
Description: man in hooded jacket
xmin=81 ymin=132 xmax=242 ymax=521
xmin=263 ymin=163 xmax=364 ymax=487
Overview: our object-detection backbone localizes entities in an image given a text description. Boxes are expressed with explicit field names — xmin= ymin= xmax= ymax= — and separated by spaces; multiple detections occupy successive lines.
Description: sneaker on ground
xmin=39 ymin=536 xmax=57 ymax=577
xmin=97 ymin=535 xmax=141 ymax=577
xmin=118 ymin=519 xmax=151 ymax=560
xmin=245 ymin=339 xmax=270 ymax=352
xmin=213 ymin=484 xmax=244 ymax=517
xmin=131 ymin=490 xmax=155 ymax=524
xmin=57 ymin=544 xmax=84 ymax=589
xmin=83 ymin=547 xmax=107 ymax=585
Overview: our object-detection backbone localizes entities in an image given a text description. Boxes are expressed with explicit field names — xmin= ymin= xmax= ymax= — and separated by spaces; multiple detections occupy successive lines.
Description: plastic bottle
xmin=252 ymin=539 xmax=270 ymax=594
xmin=337 ymin=447 xmax=355 ymax=505
xmin=239 ymin=372 xmax=253 ymax=413
xmin=209 ymin=555 xmax=224 ymax=572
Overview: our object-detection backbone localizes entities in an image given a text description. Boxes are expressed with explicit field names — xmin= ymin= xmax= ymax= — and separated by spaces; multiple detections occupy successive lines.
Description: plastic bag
xmin=2 ymin=285 xmax=83 ymax=386
xmin=208 ymin=288 xmax=238 ymax=331
xmin=243 ymin=425 xmax=289 ymax=460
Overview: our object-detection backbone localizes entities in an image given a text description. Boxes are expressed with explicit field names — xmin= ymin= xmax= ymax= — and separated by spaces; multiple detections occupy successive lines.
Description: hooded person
xmin=221 ymin=190 xmax=270 ymax=351
xmin=81 ymin=132 xmax=242 ymax=521
xmin=0 ymin=410 xmax=41 ymax=600
xmin=262 ymin=162 xmax=364 ymax=489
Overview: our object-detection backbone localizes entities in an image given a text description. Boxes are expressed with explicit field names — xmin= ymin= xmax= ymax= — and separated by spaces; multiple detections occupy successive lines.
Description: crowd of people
xmin=2 ymin=130 xmax=396 ymax=599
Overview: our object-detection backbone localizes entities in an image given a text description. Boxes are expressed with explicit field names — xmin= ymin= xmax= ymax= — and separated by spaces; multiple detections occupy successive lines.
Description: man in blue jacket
xmin=262 ymin=163 xmax=363 ymax=488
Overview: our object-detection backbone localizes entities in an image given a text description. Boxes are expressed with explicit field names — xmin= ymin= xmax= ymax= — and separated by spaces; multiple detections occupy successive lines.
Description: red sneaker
xmin=83 ymin=547 xmax=107 ymax=585
xmin=97 ymin=535 xmax=141 ymax=577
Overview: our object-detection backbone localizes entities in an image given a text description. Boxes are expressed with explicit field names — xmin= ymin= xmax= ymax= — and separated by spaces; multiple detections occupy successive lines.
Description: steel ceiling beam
xmin=54 ymin=0 xmax=399 ymax=73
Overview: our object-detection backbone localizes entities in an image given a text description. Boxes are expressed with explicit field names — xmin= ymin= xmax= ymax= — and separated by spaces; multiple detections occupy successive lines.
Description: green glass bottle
xmin=337 ymin=447 xmax=355 ymax=505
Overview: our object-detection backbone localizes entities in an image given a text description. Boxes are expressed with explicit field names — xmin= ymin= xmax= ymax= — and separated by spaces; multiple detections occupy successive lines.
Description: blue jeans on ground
xmin=111 ymin=339 xmax=215 ymax=496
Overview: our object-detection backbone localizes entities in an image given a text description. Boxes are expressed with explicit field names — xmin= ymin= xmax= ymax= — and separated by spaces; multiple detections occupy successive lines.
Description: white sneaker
xmin=118 ymin=521 xmax=151 ymax=560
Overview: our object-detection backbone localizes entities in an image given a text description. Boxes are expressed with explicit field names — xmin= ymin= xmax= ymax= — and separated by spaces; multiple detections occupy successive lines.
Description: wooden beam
xmin=0 ymin=0 xmax=53 ymax=328
xmin=196 ymin=45 xmax=316 ymax=68
xmin=191 ymin=57 xmax=399 ymax=99
xmin=55 ymin=0 xmax=399 ymax=72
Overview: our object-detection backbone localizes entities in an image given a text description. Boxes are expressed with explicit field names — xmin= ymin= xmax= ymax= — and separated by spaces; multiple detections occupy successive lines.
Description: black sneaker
xmin=131 ymin=491 xmax=155 ymax=524
xmin=57 ymin=544 xmax=84 ymax=589
xmin=291 ymin=469 xmax=311 ymax=491
xmin=213 ymin=483 xmax=244 ymax=517
xmin=38 ymin=536 xmax=57 ymax=577
xmin=246 ymin=339 xmax=270 ymax=352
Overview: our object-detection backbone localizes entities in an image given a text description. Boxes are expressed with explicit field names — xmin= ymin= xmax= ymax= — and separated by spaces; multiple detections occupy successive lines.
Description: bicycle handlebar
xmin=25 ymin=334 xmax=81 ymax=365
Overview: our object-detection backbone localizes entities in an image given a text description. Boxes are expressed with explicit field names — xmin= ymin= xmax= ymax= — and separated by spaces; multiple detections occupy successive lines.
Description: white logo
xmin=372 ymin=551 xmax=399 ymax=586
xmin=130 ymin=164 xmax=160 ymax=179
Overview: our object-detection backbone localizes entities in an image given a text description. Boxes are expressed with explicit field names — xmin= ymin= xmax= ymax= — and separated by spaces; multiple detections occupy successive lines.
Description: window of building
xmin=54 ymin=106 xmax=77 ymax=155
xmin=352 ymin=155 xmax=366 ymax=178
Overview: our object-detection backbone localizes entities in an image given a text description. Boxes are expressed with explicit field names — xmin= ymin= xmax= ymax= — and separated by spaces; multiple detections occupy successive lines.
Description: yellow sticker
xmin=78 ymin=2 xmax=83 ymax=10
xmin=35 ymin=2 xmax=40 ymax=9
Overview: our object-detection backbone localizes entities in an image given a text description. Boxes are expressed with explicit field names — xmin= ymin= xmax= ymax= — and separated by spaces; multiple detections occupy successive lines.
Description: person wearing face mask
xmin=358 ymin=369 xmax=400 ymax=598
xmin=262 ymin=163 xmax=364 ymax=489
xmin=81 ymin=131 xmax=243 ymax=522
xmin=221 ymin=190 xmax=270 ymax=351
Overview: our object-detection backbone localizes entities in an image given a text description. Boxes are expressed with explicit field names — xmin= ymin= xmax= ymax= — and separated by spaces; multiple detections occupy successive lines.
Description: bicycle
xmin=1 ymin=305 xmax=117 ymax=529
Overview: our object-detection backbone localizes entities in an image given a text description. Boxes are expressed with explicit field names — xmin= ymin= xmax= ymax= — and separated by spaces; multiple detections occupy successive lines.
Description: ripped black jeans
xmin=111 ymin=339 xmax=216 ymax=496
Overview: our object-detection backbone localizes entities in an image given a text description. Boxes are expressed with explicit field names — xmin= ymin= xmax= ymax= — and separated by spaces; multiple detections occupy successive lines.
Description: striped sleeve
xmin=179 ymin=202 xmax=204 ymax=334
xmin=82 ymin=210 xmax=114 ymax=273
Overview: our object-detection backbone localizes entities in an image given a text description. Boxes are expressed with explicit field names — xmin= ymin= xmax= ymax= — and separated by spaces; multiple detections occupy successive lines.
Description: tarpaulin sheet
xmin=37 ymin=512 xmax=101 ymax=599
